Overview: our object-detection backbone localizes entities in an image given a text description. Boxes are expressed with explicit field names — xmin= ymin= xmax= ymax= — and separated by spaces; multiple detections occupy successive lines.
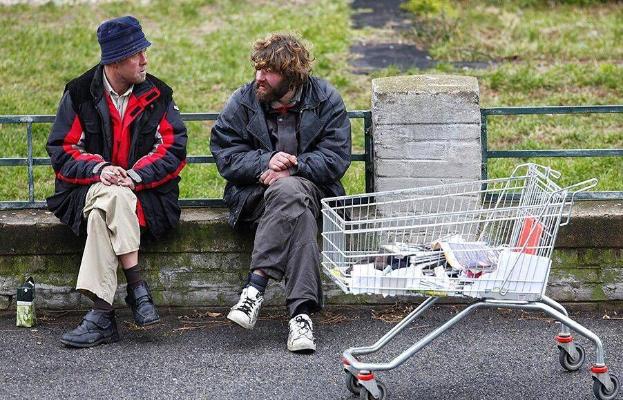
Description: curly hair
xmin=251 ymin=33 xmax=313 ymax=89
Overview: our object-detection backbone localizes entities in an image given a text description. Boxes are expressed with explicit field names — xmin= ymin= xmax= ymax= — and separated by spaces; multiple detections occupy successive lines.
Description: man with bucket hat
xmin=47 ymin=16 xmax=187 ymax=348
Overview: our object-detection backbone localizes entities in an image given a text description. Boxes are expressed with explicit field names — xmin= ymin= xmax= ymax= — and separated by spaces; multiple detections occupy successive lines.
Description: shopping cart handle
xmin=560 ymin=178 xmax=599 ymax=226
xmin=562 ymin=178 xmax=598 ymax=194
xmin=510 ymin=163 xmax=562 ymax=180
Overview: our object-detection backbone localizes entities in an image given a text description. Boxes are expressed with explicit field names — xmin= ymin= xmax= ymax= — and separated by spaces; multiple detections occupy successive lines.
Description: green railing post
xmin=27 ymin=120 xmax=34 ymax=204
xmin=364 ymin=110 xmax=374 ymax=193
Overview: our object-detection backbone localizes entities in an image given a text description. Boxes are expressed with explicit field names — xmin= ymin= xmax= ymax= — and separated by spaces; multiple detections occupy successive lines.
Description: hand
xmin=100 ymin=166 xmax=127 ymax=186
xmin=116 ymin=176 xmax=135 ymax=190
xmin=259 ymin=169 xmax=290 ymax=186
xmin=268 ymin=152 xmax=297 ymax=172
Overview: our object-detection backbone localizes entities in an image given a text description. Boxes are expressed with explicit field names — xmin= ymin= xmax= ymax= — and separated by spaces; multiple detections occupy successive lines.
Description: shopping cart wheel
xmin=592 ymin=373 xmax=620 ymax=400
xmin=359 ymin=381 xmax=388 ymax=400
xmin=558 ymin=343 xmax=586 ymax=371
xmin=344 ymin=372 xmax=362 ymax=395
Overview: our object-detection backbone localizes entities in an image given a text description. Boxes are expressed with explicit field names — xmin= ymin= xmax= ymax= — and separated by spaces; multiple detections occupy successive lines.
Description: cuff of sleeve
xmin=127 ymin=169 xmax=143 ymax=183
xmin=257 ymin=151 xmax=276 ymax=179
xmin=288 ymin=164 xmax=298 ymax=176
xmin=92 ymin=161 xmax=110 ymax=175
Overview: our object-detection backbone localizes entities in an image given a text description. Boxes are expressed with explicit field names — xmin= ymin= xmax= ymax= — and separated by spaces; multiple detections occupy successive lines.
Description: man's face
xmin=114 ymin=49 xmax=148 ymax=86
xmin=255 ymin=68 xmax=290 ymax=103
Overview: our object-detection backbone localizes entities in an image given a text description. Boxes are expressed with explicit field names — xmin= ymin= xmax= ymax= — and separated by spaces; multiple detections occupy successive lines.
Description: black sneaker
xmin=125 ymin=281 xmax=160 ymax=326
xmin=60 ymin=309 xmax=119 ymax=348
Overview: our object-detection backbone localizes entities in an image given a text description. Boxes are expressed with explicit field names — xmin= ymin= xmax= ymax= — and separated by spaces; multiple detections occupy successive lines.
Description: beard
xmin=255 ymin=77 xmax=291 ymax=103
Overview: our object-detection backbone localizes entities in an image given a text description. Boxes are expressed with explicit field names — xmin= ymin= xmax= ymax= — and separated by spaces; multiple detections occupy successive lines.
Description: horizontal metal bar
xmin=574 ymin=192 xmax=623 ymax=200
xmin=179 ymin=198 xmax=225 ymax=207
xmin=1 ymin=153 xmax=368 ymax=166
xmin=346 ymin=110 xmax=370 ymax=118
xmin=0 ymin=201 xmax=47 ymax=210
xmin=481 ymin=105 xmax=623 ymax=116
xmin=0 ymin=158 xmax=51 ymax=166
xmin=0 ymin=115 xmax=55 ymax=123
xmin=489 ymin=149 xmax=623 ymax=158
xmin=186 ymin=156 xmax=215 ymax=163
xmin=181 ymin=113 xmax=218 ymax=121
xmin=0 ymin=110 xmax=371 ymax=125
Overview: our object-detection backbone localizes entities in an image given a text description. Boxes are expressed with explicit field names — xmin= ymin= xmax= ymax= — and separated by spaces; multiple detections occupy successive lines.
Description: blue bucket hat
xmin=97 ymin=16 xmax=151 ymax=65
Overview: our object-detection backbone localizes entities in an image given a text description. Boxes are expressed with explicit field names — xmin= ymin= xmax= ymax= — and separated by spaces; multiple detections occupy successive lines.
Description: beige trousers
xmin=76 ymin=183 xmax=140 ymax=304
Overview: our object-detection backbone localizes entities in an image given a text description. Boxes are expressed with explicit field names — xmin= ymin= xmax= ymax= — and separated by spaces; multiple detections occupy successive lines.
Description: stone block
xmin=375 ymin=160 xmax=481 ymax=179
xmin=372 ymin=74 xmax=480 ymax=95
xmin=372 ymin=75 xmax=480 ymax=125
xmin=374 ymin=140 xmax=449 ymax=160
xmin=373 ymin=124 xmax=481 ymax=141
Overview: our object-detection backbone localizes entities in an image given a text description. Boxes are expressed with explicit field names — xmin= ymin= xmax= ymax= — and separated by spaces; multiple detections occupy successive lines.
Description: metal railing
xmin=481 ymin=105 xmax=623 ymax=200
xmin=0 ymin=111 xmax=373 ymax=209
xmin=3 ymin=105 xmax=621 ymax=209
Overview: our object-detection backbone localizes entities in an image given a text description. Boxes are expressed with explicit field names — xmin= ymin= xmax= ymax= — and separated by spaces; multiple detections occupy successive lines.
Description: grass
xmin=0 ymin=0 xmax=362 ymax=201
xmin=0 ymin=0 xmax=621 ymax=203
xmin=396 ymin=0 xmax=623 ymax=190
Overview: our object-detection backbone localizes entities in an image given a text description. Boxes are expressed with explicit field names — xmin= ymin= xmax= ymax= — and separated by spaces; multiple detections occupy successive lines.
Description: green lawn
xmin=399 ymin=0 xmax=623 ymax=189
xmin=0 ymin=0 xmax=621 ymax=202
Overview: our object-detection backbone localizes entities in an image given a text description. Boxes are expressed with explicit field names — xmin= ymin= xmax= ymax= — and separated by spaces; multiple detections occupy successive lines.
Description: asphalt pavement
xmin=1 ymin=304 xmax=622 ymax=400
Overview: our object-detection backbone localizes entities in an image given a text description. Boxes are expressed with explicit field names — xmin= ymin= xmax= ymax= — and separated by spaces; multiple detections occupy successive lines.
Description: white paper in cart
xmin=350 ymin=263 xmax=456 ymax=297
xmin=463 ymin=248 xmax=551 ymax=301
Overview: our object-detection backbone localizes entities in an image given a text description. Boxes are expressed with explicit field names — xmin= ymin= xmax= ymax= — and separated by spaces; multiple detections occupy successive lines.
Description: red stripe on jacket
xmin=133 ymin=113 xmax=174 ymax=170
xmin=62 ymin=116 xmax=104 ymax=163
xmin=55 ymin=171 xmax=99 ymax=185
xmin=134 ymin=160 xmax=186 ymax=191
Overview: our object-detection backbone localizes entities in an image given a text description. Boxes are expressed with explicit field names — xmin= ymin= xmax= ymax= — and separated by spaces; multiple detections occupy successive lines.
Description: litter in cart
xmin=321 ymin=163 xmax=618 ymax=400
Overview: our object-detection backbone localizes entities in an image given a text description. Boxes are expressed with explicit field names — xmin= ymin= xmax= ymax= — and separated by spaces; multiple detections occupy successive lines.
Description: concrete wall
xmin=1 ymin=201 xmax=621 ymax=309
xmin=371 ymin=75 xmax=481 ymax=192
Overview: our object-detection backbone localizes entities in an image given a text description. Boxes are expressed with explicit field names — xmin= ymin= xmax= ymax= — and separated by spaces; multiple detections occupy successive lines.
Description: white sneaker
xmin=227 ymin=286 xmax=264 ymax=329
xmin=287 ymin=314 xmax=316 ymax=353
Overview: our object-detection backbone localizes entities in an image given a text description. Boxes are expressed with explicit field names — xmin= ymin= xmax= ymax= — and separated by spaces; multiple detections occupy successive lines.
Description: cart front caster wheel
xmin=592 ymin=373 xmax=620 ymax=400
xmin=345 ymin=372 xmax=362 ymax=395
xmin=559 ymin=343 xmax=586 ymax=371
xmin=359 ymin=380 xmax=388 ymax=400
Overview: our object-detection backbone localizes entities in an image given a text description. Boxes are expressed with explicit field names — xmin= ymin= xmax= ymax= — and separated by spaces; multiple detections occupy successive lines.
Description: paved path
xmin=1 ymin=305 xmax=622 ymax=399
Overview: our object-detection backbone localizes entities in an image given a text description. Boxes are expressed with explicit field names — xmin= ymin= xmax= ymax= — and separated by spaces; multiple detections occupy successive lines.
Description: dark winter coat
xmin=46 ymin=64 xmax=187 ymax=239
xmin=210 ymin=76 xmax=351 ymax=228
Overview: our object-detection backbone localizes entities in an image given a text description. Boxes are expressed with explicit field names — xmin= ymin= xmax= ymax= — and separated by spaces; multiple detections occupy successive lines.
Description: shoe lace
xmin=237 ymin=296 xmax=257 ymax=316
xmin=293 ymin=316 xmax=312 ymax=334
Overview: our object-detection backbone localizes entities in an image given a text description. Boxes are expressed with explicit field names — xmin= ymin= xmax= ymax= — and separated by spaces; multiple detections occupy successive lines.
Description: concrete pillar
xmin=371 ymin=74 xmax=481 ymax=192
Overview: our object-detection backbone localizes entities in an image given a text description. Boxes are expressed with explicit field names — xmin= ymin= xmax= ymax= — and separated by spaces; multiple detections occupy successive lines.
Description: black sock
xmin=93 ymin=296 xmax=113 ymax=312
xmin=123 ymin=265 xmax=143 ymax=289
xmin=292 ymin=301 xmax=312 ymax=318
xmin=247 ymin=271 xmax=269 ymax=293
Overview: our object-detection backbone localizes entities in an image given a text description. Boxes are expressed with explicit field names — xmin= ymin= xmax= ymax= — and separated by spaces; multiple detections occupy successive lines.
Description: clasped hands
xmin=260 ymin=152 xmax=297 ymax=186
xmin=100 ymin=165 xmax=135 ymax=190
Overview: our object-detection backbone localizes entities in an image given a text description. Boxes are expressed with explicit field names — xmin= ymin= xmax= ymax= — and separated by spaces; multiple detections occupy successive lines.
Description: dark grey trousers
xmin=241 ymin=177 xmax=324 ymax=316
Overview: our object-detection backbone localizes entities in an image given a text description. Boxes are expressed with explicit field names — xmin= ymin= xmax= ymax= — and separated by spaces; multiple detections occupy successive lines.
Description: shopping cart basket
xmin=322 ymin=163 xmax=618 ymax=400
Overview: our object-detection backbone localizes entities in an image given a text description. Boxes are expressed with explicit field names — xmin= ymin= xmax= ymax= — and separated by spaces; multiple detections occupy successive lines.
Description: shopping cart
xmin=322 ymin=163 xmax=619 ymax=400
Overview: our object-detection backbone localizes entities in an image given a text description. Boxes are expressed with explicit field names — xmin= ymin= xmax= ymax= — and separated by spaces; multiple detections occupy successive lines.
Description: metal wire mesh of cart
xmin=322 ymin=163 xmax=597 ymax=302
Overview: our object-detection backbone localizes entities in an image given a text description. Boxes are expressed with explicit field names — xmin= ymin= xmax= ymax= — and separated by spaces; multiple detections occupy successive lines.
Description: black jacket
xmin=210 ymin=76 xmax=351 ymax=228
xmin=46 ymin=64 xmax=187 ymax=239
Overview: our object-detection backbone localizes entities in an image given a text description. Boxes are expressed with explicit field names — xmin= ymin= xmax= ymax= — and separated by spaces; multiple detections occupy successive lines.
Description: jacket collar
xmin=90 ymin=64 xmax=158 ymax=103
xmin=238 ymin=77 xmax=328 ymax=151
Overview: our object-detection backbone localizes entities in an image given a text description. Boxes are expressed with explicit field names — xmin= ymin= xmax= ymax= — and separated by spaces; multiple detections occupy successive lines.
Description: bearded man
xmin=210 ymin=33 xmax=351 ymax=353
xmin=47 ymin=16 xmax=187 ymax=347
